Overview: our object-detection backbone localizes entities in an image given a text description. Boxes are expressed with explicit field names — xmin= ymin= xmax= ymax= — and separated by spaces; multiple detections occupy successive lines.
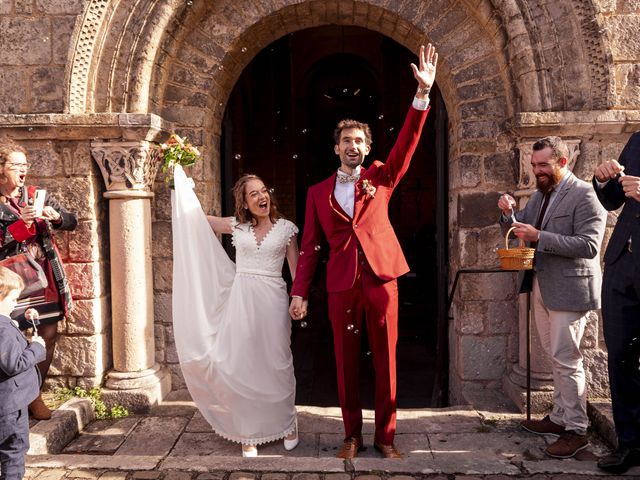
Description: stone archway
xmin=67 ymin=0 xmax=617 ymax=407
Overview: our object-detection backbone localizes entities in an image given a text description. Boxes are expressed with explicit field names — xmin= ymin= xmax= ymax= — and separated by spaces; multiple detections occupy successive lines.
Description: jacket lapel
xmin=352 ymin=167 xmax=368 ymax=221
xmin=325 ymin=174 xmax=351 ymax=223
xmin=541 ymin=173 xmax=575 ymax=229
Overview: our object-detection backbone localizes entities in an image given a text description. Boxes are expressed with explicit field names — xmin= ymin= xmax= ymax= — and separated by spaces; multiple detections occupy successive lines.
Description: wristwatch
xmin=417 ymin=86 xmax=431 ymax=95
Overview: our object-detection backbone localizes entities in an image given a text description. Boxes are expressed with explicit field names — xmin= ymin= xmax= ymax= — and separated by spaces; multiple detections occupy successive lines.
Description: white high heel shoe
xmin=284 ymin=418 xmax=299 ymax=451
xmin=242 ymin=444 xmax=258 ymax=457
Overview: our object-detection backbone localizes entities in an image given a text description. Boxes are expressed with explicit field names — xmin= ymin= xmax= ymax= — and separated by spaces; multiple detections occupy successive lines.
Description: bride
xmin=171 ymin=166 xmax=299 ymax=457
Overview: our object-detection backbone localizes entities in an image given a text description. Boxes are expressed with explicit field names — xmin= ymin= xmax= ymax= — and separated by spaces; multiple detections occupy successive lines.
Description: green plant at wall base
xmin=54 ymin=386 xmax=129 ymax=420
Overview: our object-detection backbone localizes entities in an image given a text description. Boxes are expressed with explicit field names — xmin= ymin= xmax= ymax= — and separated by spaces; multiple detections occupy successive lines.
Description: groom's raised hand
xmin=411 ymin=44 xmax=438 ymax=98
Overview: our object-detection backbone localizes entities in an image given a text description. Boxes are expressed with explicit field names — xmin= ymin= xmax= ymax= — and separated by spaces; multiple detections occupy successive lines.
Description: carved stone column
xmin=503 ymin=139 xmax=581 ymax=413
xmin=91 ymin=140 xmax=171 ymax=411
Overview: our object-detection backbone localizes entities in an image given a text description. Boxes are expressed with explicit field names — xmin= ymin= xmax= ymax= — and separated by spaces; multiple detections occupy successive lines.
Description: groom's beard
xmin=340 ymin=153 xmax=365 ymax=170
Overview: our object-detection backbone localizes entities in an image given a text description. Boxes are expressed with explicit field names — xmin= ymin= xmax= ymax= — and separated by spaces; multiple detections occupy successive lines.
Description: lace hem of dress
xmin=210 ymin=417 xmax=297 ymax=446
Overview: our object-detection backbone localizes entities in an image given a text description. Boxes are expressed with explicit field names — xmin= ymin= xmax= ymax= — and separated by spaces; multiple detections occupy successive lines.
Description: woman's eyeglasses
xmin=6 ymin=162 xmax=29 ymax=170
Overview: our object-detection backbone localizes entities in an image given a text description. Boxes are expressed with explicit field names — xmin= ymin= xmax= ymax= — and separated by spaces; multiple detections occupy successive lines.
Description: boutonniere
xmin=361 ymin=179 xmax=376 ymax=199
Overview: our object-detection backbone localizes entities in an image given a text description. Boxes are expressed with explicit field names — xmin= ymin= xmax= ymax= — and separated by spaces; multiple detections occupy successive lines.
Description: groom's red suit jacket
xmin=291 ymin=105 xmax=429 ymax=298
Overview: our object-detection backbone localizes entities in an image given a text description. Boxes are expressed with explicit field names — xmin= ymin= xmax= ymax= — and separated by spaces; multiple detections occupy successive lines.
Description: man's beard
xmin=341 ymin=153 xmax=364 ymax=169
xmin=536 ymin=170 xmax=563 ymax=194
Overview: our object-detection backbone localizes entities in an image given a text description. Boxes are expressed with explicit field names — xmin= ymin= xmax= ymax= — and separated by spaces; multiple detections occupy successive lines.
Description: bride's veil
xmin=170 ymin=164 xmax=236 ymax=364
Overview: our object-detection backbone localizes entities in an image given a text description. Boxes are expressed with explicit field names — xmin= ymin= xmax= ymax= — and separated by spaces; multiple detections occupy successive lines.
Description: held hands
xmin=498 ymin=194 xmax=516 ymax=216
xmin=411 ymin=44 xmax=438 ymax=93
xmin=595 ymin=159 xmax=640 ymax=201
xmin=20 ymin=205 xmax=60 ymax=227
xmin=289 ymin=297 xmax=308 ymax=321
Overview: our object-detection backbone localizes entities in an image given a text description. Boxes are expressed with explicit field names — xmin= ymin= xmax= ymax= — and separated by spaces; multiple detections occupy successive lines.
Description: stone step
xmin=26 ymin=394 xmax=637 ymax=477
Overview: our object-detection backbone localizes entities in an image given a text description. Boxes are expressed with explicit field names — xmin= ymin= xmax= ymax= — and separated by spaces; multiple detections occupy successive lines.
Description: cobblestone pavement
xmin=23 ymin=390 xmax=640 ymax=479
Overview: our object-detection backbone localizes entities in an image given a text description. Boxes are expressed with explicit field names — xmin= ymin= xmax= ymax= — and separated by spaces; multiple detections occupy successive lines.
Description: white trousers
xmin=531 ymin=276 xmax=588 ymax=435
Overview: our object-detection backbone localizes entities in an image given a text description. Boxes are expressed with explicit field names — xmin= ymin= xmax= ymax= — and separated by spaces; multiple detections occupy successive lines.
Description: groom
xmin=289 ymin=44 xmax=438 ymax=459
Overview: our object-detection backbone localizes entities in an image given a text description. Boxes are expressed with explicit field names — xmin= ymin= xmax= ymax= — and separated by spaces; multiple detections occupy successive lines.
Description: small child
xmin=0 ymin=266 xmax=46 ymax=480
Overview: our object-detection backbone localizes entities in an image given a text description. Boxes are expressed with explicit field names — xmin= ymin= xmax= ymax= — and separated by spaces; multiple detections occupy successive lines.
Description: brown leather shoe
xmin=336 ymin=436 xmax=363 ymax=459
xmin=521 ymin=415 xmax=565 ymax=437
xmin=545 ymin=431 xmax=589 ymax=458
xmin=374 ymin=440 xmax=403 ymax=459
xmin=29 ymin=393 xmax=52 ymax=420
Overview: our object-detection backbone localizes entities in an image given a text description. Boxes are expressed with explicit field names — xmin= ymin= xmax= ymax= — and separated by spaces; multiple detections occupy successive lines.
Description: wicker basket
xmin=497 ymin=226 xmax=535 ymax=270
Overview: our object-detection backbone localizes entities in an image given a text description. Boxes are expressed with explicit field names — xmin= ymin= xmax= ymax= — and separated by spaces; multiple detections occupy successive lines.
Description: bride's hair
xmin=233 ymin=174 xmax=283 ymax=225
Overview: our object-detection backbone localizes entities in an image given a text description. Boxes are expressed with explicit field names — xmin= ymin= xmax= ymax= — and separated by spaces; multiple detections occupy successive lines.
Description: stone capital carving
xmin=516 ymin=139 xmax=581 ymax=193
xmin=91 ymin=141 xmax=161 ymax=192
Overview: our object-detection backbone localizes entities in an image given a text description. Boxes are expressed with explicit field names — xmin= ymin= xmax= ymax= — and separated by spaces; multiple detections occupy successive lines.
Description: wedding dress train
xmin=171 ymin=165 xmax=297 ymax=445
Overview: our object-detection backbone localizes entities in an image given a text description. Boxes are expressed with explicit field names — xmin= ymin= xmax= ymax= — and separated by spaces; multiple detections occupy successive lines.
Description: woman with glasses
xmin=0 ymin=139 xmax=77 ymax=420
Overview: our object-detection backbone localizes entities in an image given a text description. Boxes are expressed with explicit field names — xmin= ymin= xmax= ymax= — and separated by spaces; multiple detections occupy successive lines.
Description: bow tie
xmin=337 ymin=173 xmax=360 ymax=184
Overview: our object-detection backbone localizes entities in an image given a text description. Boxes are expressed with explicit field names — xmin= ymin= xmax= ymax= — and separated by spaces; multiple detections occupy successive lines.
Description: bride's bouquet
xmin=158 ymin=134 xmax=201 ymax=186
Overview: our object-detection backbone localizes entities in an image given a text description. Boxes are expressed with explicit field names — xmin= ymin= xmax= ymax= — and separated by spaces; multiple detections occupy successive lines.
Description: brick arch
xmin=66 ymin=0 xmax=616 ymax=402
xmin=68 ymin=0 xmax=612 ymax=118
xmin=484 ymin=0 xmax=613 ymax=111
xmin=141 ymin=0 xmax=523 ymax=179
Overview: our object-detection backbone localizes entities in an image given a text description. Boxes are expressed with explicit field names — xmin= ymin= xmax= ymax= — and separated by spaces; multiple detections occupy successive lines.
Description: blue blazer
xmin=0 ymin=314 xmax=45 ymax=416
xmin=594 ymin=131 xmax=640 ymax=267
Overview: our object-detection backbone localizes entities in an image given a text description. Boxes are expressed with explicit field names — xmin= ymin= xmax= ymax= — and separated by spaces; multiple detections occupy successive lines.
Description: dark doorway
xmin=222 ymin=26 xmax=448 ymax=408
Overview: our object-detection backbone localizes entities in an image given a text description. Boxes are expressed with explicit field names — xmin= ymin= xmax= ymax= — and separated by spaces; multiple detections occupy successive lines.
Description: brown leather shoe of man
xmin=29 ymin=393 xmax=52 ymax=420
xmin=520 ymin=415 xmax=565 ymax=437
xmin=374 ymin=440 xmax=403 ymax=459
xmin=336 ymin=437 xmax=363 ymax=459
xmin=545 ymin=431 xmax=589 ymax=458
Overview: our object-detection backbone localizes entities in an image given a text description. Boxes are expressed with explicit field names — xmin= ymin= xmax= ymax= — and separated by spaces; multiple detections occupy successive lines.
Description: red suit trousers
xmin=328 ymin=263 xmax=399 ymax=445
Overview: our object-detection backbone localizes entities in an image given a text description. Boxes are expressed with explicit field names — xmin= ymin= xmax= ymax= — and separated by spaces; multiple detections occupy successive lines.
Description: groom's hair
xmin=333 ymin=119 xmax=372 ymax=145
xmin=232 ymin=174 xmax=282 ymax=225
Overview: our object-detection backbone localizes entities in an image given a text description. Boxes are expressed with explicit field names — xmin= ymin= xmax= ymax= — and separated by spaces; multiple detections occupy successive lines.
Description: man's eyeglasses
xmin=5 ymin=162 xmax=29 ymax=170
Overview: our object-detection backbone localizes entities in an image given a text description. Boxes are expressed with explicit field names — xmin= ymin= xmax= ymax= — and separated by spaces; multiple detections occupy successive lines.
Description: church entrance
xmin=222 ymin=26 xmax=449 ymax=408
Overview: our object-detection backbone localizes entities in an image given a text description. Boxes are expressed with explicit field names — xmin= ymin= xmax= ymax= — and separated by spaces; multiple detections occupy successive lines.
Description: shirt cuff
xmin=594 ymin=178 xmax=609 ymax=188
xmin=412 ymin=96 xmax=430 ymax=111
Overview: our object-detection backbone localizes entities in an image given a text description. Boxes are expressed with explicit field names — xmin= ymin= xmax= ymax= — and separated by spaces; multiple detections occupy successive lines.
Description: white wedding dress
xmin=171 ymin=165 xmax=297 ymax=445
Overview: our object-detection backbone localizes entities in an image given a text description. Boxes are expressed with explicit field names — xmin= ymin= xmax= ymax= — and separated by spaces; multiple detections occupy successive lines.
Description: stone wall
xmin=597 ymin=0 xmax=640 ymax=108
xmin=0 ymin=133 xmax=111 ymax=389
xmin=0 ymin=0 xmax=639 ymax=408
xmin=0 ymin=0 xmax=87 ymax=113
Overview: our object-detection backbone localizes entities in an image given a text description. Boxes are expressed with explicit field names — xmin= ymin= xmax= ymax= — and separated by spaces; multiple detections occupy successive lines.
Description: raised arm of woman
xmin=206 ymin=215 xmax=234 ymax=235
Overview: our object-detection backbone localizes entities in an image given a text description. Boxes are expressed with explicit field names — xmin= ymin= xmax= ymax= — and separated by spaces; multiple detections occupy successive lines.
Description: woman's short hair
xmin=0 ymin=138 xmax=27 ymax=166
